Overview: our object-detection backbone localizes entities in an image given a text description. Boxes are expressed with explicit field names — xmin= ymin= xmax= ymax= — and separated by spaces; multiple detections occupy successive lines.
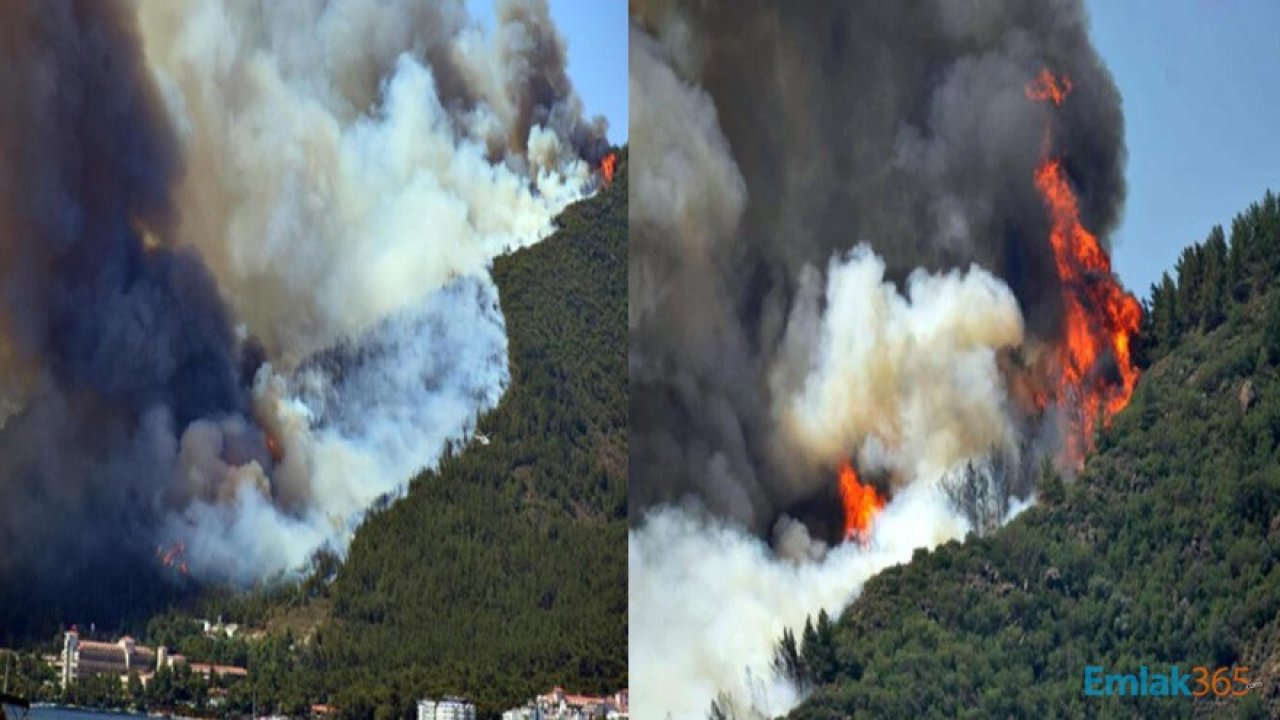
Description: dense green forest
xmin=783 ymin=189 xmax=1280 ymax=719
xmin=2 ymin=150 xmax=628 ymax=719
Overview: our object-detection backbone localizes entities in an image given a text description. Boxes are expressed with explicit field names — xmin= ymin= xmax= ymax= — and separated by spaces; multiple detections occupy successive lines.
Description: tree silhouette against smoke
xmin=941 ymin=451 xmax=1014 ymax=538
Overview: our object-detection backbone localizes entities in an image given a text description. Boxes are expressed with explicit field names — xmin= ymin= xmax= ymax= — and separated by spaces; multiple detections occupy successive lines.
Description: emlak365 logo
xmin=1083 ymin=665 xmax=1260 ymax=697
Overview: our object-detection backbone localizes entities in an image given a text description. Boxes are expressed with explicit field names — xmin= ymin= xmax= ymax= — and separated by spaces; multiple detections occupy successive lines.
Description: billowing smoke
xmin=629 ymin=0 xmax=1125 ymax=716
xmin=136 ymin=0 xmax=606 ymax=362
xmin=0 ymin=0 xmax=607 ymax=627
xmin=631 ymin=492 xmax=969 ymax=719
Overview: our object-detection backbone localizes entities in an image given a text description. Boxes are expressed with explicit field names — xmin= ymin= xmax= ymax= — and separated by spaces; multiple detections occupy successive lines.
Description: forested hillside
xmin=311 ymin=149 xmax=629 ymax=717
xmin=785 ymin=189 xmax=1280 ymax=719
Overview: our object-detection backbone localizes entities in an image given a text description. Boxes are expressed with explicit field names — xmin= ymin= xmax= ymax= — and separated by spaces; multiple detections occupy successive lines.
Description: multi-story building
xmin=59 ymin=631 xmax=156 ymax=687
xmin=417 ymin=697 xmax=476 ymax=720
xmin=56 ymin=630 xmax=247 ymax=689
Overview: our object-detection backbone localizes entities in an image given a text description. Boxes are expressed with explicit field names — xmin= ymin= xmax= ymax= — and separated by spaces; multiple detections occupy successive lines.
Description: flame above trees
xmin=600 ymin=151 xmax=618 ymax=185
xmin=1027 ymin=70 xmax=1142 ymax=465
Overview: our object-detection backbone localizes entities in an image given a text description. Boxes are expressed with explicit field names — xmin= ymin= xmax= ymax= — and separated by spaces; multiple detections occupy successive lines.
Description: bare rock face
xmin=1240 ymin=379 xmax=1259 ymax=413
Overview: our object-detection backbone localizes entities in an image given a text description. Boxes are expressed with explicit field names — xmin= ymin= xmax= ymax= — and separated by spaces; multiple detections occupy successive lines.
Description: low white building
xmin=501 ymin=688 xmax=627 ymax=720
xmin=417 ymin=697 xmax=476 ymax=720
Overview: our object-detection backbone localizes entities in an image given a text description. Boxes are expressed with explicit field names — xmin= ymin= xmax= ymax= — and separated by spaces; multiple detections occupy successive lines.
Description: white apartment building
xmin=417 ymin=697 xmax=476 ymax=720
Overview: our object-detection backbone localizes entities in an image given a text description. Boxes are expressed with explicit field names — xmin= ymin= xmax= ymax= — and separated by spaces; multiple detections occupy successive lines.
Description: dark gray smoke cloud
xmin=630 ymin=0 xmax=1126 ymax=533
xmin=0 ymin=0 xmax=254 ymax=635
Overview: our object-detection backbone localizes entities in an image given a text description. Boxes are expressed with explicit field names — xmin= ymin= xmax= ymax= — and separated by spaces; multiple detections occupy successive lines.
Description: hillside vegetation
xmin=304 ymin=149 xmax=629 ymax=718
xmin=785 ymin=189 xmax=1280 ymax=719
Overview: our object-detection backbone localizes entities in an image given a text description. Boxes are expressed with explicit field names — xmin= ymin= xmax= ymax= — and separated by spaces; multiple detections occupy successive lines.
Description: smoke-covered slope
xmin=784 ymin=190 xmax=1280 ymax=719
xmin=0 ymin=0 xmax=612 ymax=633
xmin=308 ymin=150 xmax=628 ymax=717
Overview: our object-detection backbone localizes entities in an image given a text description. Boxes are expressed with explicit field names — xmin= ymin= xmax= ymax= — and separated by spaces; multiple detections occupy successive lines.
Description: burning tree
xmin=1026 ymin=70 xmax=1144 ymax=467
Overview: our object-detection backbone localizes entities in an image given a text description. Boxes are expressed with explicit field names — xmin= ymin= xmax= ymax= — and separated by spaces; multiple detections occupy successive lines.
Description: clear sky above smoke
xmin=468 ymin=0 xmax=628 ymax=143
xmin=1087 ymin=0 xmax=1280 ymax=299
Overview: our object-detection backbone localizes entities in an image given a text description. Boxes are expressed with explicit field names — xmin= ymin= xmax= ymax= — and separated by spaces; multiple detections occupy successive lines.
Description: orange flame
xmin=1024 ymin=68 xmax=1073 ymax=106
xmin=600 ymin=152 xmax=618 ymax=185
xmin=1026 ymin=69 xmax=1142 ymax=465
xmin=158 ymin=541 xmax=190 ymax=576
xmin=265 ymin=430 xmax=283 ymax=463
xmin=838 ymin=461 xmax=885 ymax=543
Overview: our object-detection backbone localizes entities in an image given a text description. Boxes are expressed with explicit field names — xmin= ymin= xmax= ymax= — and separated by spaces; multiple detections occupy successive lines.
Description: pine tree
xmin=1201 ymin=225 xmax=1228 ymax=329
xmin=1153 ymin=272 xmax=1179 ymax=352
xmin=772 ymin=627 xmax=806 ymax=687
xmin=1265 ymin=292 xmax=1280 ymax=366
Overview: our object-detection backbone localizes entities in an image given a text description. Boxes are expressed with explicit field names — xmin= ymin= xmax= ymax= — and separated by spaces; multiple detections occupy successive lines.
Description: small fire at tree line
xmin=837 ymin=461 xmax=885 ymax=543
xmin=600 ymin=151 xmax=619 ymax=185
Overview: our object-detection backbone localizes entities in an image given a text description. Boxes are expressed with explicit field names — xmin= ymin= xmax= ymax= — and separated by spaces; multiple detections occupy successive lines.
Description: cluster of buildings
xmin=417 ymin=697 xmax=476 ymax=720
xmin=417 ymin=687 xmax=628 ymax=720
xmin=501 ymin=687 xmax=628 ymax=720
xmin=54 ymin=630 xmax=247 ymax=689
xmin=195 ymin=617 xmax=242 ymax=639
xmin=52 ymin=627 xmax=624 ymax=720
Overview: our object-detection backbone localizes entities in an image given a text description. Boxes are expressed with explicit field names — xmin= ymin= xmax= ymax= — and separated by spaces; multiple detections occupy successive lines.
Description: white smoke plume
xmin=127 ymin=0 xmax=607 ymax=583
xmin=631 ymin=489 xmax=971 ymax=719
xmin=630 ymin=247 xmax=1028 ymax=718
xmin=169 ymin=277 xmax=512 ymax=583
xmin=771 ymin=247 xmax=1026 ymax=488
xmin=137 ymin=0 xmax=596 ymax=361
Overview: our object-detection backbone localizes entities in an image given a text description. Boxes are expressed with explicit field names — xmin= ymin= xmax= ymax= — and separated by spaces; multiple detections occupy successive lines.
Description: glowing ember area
xmin=158 ymin=541 xmax=189 ymax=576
xmin=600 ymin=151 xmax=618 ymax=185
xmin=265 ymin=430 xmax=283 ymax=463
xmin=1024 ymin=68 xmax=1073 ymax=106
xmin=1027 ymin=70 xmax=1143 ymax=464
xmin=838 ymin=460 xmax=885 ymax=543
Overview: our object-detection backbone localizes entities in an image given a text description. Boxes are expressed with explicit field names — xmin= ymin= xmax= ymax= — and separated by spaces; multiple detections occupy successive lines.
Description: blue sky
xmin=1086 ymin=0 xmax=1280 ymax=298
xmin=466 ymin=0 xmax=628 ymax=144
